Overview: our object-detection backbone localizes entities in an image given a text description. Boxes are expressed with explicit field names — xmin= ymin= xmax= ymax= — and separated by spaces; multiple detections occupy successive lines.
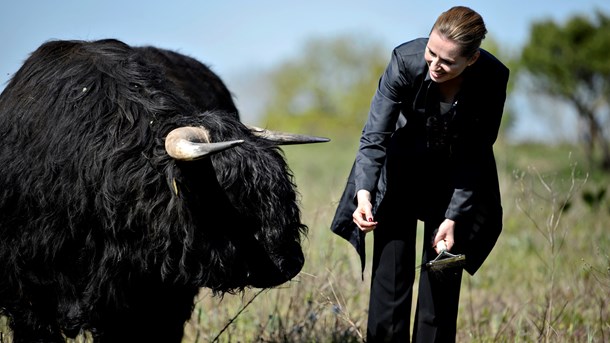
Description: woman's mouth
xmin=431 ymin=70 xmax=444 ymax=79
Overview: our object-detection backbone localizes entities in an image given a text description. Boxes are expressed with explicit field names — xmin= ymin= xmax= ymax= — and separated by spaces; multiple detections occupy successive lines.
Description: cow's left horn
xmin=165 ymin=126 xmax=244 ymax=161
xmin=248 ymin=126 xmax=330 ymax=145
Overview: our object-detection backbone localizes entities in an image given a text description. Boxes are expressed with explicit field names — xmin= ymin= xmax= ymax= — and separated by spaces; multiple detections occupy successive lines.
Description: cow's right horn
xmin=165 ymin=126 xmax=244 ymax=161
xmin=247 ymin=126 xmax=330 ymax=145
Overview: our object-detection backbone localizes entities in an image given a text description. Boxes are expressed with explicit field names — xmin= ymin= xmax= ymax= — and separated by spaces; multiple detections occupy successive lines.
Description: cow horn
xmin=247 ymin=126 xmax=330 ymax=145
xmin=165 ymin=126 xmax=244 ymax=161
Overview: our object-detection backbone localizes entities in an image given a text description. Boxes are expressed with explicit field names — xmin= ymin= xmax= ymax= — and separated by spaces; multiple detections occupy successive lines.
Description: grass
xmin=2 ymin=138 xmax=609 ymax=342
xmin=184 ymin=139 xmax=610 ymax=342
xmin=182 ymin=138 xmax=609 ymax=342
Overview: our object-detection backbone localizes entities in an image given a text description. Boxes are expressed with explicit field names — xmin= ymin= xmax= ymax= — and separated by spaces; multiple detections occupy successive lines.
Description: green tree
xmin=520 ymin=11 xmax=610 ymax=170
xmin=261 ymin=33 xmax=388 ymax=139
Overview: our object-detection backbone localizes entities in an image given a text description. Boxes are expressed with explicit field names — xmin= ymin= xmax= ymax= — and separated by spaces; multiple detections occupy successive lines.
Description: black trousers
xmin=366 ymin=213 xmax=463 ymax=343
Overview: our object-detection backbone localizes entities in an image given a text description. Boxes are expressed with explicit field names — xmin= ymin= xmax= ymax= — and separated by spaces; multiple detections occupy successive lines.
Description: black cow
xmin=0 ymin=39 xmax=327 ymax=342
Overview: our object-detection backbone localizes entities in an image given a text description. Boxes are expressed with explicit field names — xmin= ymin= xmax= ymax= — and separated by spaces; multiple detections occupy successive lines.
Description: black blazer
xmin=331 ymin=38 xmax=510 ymax=275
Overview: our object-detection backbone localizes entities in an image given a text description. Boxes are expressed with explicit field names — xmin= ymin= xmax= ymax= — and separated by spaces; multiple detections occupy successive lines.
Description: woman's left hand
xmin=433 ymin=219 xmax=456 ymax=254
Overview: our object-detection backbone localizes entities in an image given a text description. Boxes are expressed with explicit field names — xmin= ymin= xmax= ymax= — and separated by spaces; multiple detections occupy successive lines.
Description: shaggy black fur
xmin=136 ymin=46 xmax=240 ymax=118
xmin=0 ymin=39 xmax=307 ymax=342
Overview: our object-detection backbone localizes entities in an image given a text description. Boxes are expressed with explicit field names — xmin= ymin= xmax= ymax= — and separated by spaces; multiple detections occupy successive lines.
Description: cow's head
xmin=160 ymin=116 xmax=327 ymax=291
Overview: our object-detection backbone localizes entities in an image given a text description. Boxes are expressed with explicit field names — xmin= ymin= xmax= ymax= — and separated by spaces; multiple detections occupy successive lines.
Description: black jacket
xmin=331 ymin=38 xmax=510 ymax=275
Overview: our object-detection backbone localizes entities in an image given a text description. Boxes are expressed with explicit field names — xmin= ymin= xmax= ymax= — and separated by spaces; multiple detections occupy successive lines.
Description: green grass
xmin=2 ymin=139 xmax=609 ymax=342
xmin=183 ymin=139 xmax=609 ymax=342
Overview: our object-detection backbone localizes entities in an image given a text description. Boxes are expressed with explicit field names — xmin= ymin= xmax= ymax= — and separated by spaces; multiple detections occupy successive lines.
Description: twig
xmin=327 ymin=278 xmax=365 ymax=341
xmin=211 ymin=288 xmax=267 ymax=343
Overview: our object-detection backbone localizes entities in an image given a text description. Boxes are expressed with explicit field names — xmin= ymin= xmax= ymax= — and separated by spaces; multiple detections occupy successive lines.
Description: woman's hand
xmin=433 ymin=218 xmax=456 ymax=254
xmin=352 ymin=190 xmax=378 ymax=233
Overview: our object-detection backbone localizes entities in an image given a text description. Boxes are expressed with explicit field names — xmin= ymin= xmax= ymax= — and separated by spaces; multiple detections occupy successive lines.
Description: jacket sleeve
xmin=445 ymin=63 xmax=510 ymax=221
xmin=354 ymin=50 xmax=410 ymax=198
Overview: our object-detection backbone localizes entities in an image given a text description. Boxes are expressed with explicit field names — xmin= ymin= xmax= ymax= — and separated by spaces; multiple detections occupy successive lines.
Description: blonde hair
xmin=431 ymin=6 xmax=487 ymax=58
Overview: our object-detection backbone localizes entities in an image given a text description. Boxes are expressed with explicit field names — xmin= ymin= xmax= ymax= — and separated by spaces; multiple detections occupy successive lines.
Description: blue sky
xmin=2 ymin=0 xmax=609 ymax=141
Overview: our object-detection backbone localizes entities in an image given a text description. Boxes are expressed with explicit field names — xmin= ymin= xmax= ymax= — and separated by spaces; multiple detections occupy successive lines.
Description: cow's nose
xmin=248 ymin=241 xmax=304 ymax=288
xmin=275 ymin=241 xmax=305 ymax=280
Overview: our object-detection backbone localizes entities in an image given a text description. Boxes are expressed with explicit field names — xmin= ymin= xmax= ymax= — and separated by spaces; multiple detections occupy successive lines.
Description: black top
xmin=332 ymin=38 xmax=510 ymax=275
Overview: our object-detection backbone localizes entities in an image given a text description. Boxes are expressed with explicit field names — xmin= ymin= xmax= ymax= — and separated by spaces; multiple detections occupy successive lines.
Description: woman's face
xmin=424 ymin=29 xmax=479 ymax=83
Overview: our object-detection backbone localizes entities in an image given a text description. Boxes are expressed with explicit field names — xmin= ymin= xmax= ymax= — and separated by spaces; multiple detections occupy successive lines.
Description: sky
xmin=2 ymin=0 xmax=609 ymax=142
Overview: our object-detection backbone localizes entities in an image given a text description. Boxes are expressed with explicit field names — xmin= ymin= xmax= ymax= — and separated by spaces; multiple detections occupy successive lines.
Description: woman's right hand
xmin=352 ymin=190 xmax=378 ymax=233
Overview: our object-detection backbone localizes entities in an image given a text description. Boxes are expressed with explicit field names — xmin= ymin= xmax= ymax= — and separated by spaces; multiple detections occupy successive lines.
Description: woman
xmin=331 ymin=6 xmax=509 ymax=342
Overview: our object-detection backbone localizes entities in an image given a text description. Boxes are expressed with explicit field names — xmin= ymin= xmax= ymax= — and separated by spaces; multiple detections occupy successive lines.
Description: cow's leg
xmin=11 ymin=327 xmax=64 ymax=343
xmin=92 ymin=285 xmax=199 ymax=343
xmin=7 ymin=309 xmax=65 ymax=343
xmin=94 ymin=321 xmax=186 ymax=343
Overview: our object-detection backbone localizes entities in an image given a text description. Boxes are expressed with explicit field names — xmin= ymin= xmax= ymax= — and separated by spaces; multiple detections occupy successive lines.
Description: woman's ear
xmin=468 ymin=50 xmax=481 ymax=66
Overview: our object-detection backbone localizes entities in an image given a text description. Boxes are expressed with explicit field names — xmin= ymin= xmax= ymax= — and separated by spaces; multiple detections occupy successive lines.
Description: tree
xmin=261 ymin=33 xmax=388 ymax=139
xmin=520 ymin=11 xmax=610 ymax=170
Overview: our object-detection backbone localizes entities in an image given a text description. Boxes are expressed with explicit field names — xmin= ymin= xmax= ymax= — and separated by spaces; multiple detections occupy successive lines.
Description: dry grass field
xmin=1 ymin=139 xmax=608 ymax=343
xmin=181 ymin=139 xmax=609 ymax=342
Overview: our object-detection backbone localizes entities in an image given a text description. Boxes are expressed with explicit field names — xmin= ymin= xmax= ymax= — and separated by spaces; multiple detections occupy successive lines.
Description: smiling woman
xmin=331 ymin=6 xmax=510 ymax=343
xmin=425 ymin=31 xmax=478 ymax=84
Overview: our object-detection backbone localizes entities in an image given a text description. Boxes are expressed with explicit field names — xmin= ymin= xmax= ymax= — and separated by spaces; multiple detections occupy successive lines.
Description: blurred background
xmin=2 ymin=0 xmax=609 ymax=144
xmin=1 ymin=1 xmax=609 ymax=342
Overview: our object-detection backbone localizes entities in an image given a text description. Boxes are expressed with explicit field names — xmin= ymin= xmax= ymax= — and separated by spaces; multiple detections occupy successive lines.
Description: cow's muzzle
xmin=247 ymin=240 xmax=305 ymax=288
